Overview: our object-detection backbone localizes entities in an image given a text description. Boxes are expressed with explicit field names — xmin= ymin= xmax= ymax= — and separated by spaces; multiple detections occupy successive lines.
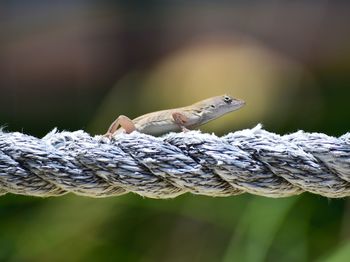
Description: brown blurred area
xmin=0 ymin=1 xmax=350 ymax=136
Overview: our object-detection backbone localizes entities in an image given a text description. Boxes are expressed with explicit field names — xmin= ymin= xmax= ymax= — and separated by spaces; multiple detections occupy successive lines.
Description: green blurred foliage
xmin=1 ymin=1 xmax=350 ymax=262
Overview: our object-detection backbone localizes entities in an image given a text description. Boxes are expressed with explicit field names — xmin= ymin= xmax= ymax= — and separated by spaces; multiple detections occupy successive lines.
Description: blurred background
xmin=0 ymin=1 xmax=350 ymax=261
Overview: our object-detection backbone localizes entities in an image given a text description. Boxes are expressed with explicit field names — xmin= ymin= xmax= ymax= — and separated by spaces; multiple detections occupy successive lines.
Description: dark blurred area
xmin=0 ymin=1 xmax=350 ymax=261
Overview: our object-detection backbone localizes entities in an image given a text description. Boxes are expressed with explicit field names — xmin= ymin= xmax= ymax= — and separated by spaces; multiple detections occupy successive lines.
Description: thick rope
xmin=0 ymin=124 xmax=349 ymax=198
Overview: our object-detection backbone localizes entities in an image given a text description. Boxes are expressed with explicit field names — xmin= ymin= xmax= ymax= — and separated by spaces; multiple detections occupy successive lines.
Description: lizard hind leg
xmin=172 ymin=112 xmax=190 ymax=132
xmin=104 ymin=115 xmax=136 ymax=138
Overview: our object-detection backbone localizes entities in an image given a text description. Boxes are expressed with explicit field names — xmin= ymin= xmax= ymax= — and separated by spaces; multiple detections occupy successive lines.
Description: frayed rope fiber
xmin=0 ymin=124 xmax=349 ymax=198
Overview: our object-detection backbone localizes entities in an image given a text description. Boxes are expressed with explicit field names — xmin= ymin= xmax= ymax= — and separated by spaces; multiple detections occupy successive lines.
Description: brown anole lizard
xmin=104 ymin=94 xmax=245 ymax=137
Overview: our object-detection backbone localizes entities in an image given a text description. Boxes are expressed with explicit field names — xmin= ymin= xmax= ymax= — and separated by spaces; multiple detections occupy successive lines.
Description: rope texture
xmin=0 ymin=125 xmax=349 ymax=198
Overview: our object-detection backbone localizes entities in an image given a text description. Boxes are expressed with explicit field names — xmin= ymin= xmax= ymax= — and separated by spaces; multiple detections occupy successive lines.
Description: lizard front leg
xmin=172 ymin=112 xmax=190 ymax=132
xmin=104 ymin=115 xmax=136 ymax=138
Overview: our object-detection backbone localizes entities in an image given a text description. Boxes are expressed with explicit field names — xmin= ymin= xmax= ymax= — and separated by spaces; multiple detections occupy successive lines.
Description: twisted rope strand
xmin=0 ymin=125 xmax=349 ymax=198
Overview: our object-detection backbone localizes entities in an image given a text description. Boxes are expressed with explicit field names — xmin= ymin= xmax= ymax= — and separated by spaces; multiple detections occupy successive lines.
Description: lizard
xmin=103 ymin=94 xmax=245 ymax=138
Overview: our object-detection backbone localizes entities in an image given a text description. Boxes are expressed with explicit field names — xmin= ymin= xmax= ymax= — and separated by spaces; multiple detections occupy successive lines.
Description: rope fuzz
xmin=0 ymin=125 xmax=349 ymax=198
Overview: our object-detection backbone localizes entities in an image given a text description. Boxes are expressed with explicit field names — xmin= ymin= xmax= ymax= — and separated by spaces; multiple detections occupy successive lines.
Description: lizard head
xmin=195 ymin=94 xmax=245 ymax=120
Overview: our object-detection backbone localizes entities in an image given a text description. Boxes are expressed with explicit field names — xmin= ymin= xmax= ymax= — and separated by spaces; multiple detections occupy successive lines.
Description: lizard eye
xmin=223 ymin=95 xmax=232 ymax=104
xmin=210 ymin=105 xmax=216 ymax=109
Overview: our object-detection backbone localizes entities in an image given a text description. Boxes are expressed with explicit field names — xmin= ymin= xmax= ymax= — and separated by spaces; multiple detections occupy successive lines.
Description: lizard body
xmin=104 ymin=94 xmax=245 ymax=137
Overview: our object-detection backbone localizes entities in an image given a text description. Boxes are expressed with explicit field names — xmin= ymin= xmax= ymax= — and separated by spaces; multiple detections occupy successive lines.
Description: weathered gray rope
xmin=0 ymin=125 xmax=349 ymax=198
